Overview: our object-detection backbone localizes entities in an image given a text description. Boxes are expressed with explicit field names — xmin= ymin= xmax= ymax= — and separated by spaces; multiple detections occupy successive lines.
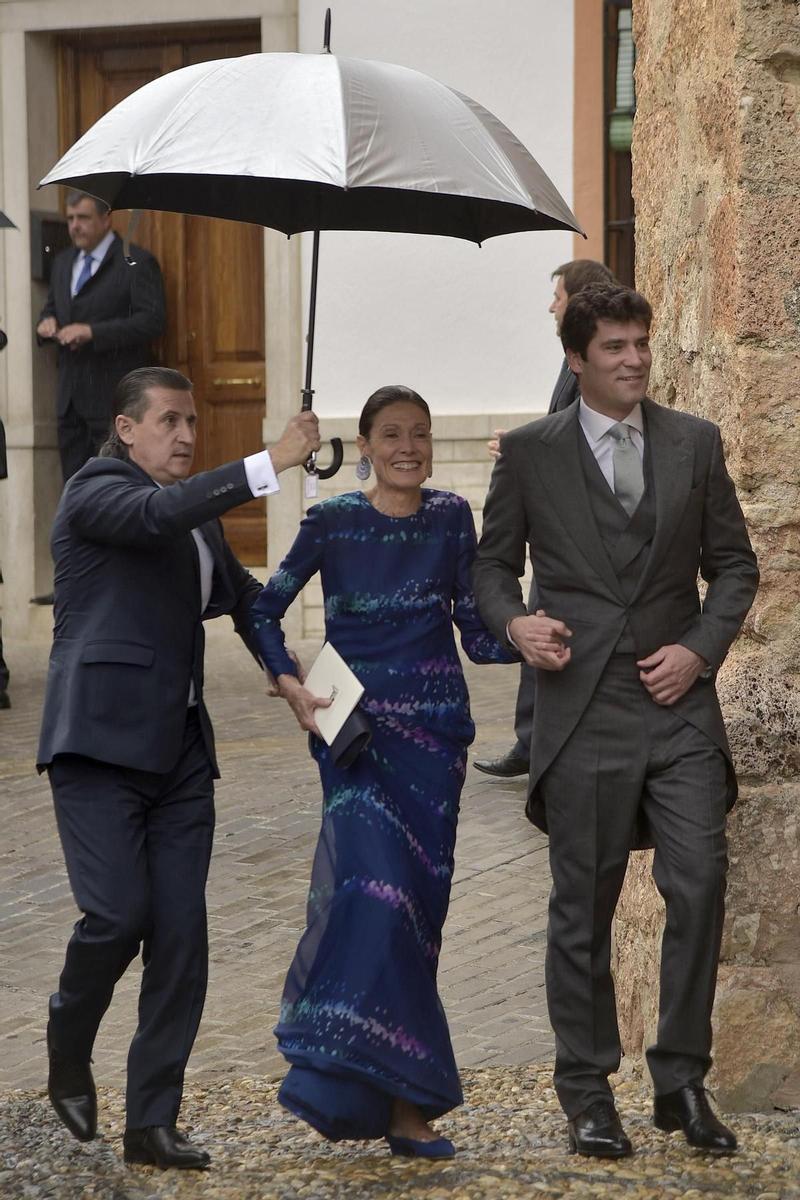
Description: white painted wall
xmin=297 ymin=0 xmax=575 ymax=417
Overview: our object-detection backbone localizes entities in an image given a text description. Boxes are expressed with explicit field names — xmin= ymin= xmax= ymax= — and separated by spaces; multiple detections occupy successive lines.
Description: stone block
xmin=711 ymin=964 xmax=800 ymax=1111
xmin=619 ymin=0 xmax=800 ymax=1111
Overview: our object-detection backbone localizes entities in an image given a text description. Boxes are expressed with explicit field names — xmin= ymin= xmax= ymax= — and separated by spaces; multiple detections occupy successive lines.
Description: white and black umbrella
xmin=40 ymin=11 xmax=582 ymax=480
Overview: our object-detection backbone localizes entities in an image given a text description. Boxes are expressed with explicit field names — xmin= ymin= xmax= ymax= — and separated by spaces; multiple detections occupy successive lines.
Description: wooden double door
xmin=59 ymin=22 xmax=267 ymax=563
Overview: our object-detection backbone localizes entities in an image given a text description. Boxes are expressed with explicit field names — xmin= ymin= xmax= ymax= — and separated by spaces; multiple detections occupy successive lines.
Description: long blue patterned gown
xmin=249 ymin=489 xmax=514 ymax=1140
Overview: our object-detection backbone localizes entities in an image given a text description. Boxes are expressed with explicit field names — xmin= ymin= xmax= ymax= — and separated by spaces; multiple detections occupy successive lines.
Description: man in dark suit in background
xmin=38 ymin=366 xmax=319 ymax=1170
xmin=474 ymin=259 xmax=614 ymax=777
xmin=36 ymin=192 xmax=165 ymax=483
xmin=474 ymin=284 xmax=758 ymax=1158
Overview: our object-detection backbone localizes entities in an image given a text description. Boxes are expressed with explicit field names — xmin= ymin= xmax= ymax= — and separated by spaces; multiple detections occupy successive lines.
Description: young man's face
xmin=118 ymin=388 xmax=198 ymax=485
xmin=66 ymin=198 xmax=112 ymax=252
xmin=548 ymin=274 xmax=569 ymax=335
xmin=566 ymin=319 xmax=652 ymax=419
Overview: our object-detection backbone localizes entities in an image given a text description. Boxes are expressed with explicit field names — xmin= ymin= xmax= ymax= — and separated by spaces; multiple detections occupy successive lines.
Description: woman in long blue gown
xmin=249 ymin=386 xmax=514 ymax=1155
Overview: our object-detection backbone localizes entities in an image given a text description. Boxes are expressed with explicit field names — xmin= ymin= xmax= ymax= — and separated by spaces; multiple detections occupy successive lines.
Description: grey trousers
xmin=511 ymin=580 xmax=536 ymax=757
xmin=540 ymin=656 xmax=729 ymax=1119
xmin=512 ymin=663 xmax=535 ymax=757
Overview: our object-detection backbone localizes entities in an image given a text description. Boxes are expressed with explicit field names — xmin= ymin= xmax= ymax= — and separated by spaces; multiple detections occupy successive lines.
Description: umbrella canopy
xmin=39 ymin=52 xmax=581 ymax=243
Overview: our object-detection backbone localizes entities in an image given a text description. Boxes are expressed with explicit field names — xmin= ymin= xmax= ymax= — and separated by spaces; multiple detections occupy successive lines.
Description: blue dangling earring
xmin=355 ymin=455 xmax=371 ymax=481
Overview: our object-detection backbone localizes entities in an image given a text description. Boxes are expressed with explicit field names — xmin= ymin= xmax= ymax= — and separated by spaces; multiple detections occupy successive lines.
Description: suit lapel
xmin=629 ymin=399 xmax=695 ymax=602
xmin=59 ymin=251 xmax=78 ymax=311
xmin=534 ymin=406 xmax=625 ymax=602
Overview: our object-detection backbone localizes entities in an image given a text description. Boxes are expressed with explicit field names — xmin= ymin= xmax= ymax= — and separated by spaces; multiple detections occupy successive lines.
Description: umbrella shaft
xmin=302 ymin=228 xmax=321 ymax=411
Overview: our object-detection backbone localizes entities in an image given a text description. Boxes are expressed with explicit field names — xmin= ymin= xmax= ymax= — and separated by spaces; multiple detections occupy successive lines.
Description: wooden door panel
xmin=186 ymin=213 xmax=266 ymax=562
xmin=59 ymin=26 xmax=266 ymax=564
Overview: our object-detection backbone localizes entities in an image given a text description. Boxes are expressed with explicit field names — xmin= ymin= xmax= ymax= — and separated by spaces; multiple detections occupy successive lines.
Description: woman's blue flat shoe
xmin=385 ymin=1134 xmax=456 ymax=1159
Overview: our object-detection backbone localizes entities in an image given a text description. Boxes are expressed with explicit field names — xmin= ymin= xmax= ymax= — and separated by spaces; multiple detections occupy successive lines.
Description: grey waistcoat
xmin=577 ymin=428 xmax=656 ymax=653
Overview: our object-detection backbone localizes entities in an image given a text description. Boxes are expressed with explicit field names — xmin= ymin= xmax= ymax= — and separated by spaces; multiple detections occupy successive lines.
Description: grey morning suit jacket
xmin=473 ymin=397 xmax=759 ymax=835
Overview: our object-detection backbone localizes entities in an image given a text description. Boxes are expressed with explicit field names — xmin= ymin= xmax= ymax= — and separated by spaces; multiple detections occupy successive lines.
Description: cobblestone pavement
xmin=0 ymin=623 xmax=551 ymax=1096
xmin=2 ymin=1068 xmax=799 ymax=1200
xmin=2 ymin=627 xmax=799 ymax=1200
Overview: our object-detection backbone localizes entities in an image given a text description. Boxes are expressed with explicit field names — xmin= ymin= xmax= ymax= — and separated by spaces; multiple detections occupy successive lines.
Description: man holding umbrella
xmin=38 ymin=367 xmax=319 ymax=1169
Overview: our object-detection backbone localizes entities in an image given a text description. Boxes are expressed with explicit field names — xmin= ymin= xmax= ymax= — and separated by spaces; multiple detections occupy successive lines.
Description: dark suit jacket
xmin=38 ymin=234 xmax=165 ymax=422
xmin=37 ymin=455 xmax=263 ymax=777
xmin=473 ymin=398 xmax=759 ymax=832
xmin=547 ymin=357 xmax=580 ymax=414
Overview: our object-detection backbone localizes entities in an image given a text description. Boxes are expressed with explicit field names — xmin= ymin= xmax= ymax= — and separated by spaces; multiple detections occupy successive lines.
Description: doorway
xmin=58 ymin=22 xmax=267 ymax=563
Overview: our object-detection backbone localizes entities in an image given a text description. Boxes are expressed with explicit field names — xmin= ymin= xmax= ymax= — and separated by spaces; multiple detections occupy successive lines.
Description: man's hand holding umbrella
xmin=270 ymin=410 xmax=321 ymax=475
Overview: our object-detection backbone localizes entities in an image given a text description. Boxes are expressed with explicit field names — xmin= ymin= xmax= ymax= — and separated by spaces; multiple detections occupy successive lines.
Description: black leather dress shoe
xmin=0 ymin=691 xmax=10 ymax=709
xmin=123 ymin=1126 xmax=211 ymax=1170
xmin=47 ymin=1030 xmax=97 ymax=1142
xmin=654 ymin=1085 xmax=737 ymax=1153
xmin=567 ymin=1100 xmax=633 ymax=1158
xmin=473 ymin=749 xmax=529 ymax=778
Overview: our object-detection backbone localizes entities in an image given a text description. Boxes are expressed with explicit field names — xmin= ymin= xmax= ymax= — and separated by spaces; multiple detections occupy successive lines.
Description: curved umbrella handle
xmin=310 ymin=437 xmax=344 ymax=480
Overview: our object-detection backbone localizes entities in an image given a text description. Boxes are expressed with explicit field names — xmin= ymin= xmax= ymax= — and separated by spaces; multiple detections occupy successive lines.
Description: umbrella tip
xmin=323 ymin=7 xmax=332 ymax=53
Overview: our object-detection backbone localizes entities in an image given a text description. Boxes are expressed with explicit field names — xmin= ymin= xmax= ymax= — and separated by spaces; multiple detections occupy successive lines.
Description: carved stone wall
xmin=613 ymin=0 xmax=800 ymax=1110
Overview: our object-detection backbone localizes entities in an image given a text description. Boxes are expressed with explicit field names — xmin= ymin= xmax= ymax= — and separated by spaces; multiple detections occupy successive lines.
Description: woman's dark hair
xmin=98 ymin=367 xmax=193 ymax=459
xmin=560 ymin=283 xmax=653 ymax=359
xmin=358 ymin=385 xmax=431 ymax=439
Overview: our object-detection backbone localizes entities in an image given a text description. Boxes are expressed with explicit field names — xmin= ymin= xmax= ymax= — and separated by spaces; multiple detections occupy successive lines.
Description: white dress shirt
xmin=70 ymin=229 xmax=116 ymax=297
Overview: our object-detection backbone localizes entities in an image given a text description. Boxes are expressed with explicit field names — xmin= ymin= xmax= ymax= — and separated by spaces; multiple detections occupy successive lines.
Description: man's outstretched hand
xmin=269 ymin=411 xmax=321 ymax=474
xmin=637 ymin=644 xmax=707 ymax=705
xmin=509 ymin=609 xmax=572 ymax=671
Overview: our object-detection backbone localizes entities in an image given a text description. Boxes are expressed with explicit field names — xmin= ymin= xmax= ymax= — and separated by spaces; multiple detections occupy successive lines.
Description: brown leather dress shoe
xmin=47 ymin=1029 xmax=97 ymax=1142
xmin=123 ymin=1126 xmax=211 ymax=1169
xmin=567 ymin=1100 xmax=633 ymax=1158
xmin=654 ymin=1085 xmax=737 ymax=1153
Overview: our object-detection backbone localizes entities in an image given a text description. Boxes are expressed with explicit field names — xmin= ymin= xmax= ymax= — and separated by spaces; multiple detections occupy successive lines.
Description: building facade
xmin=0 ymin=0 xmax=615 ymax=637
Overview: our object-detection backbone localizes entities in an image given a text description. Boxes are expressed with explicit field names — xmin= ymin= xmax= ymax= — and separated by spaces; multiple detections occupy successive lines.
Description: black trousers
xmin=512 ymin=663 xmax=535 ymax=757
xmin=58 ymin=402 xmax=111 ymax=482
xmin=48 ymin=709 xmax=215 ymax=1128
xmin=511 ymin=580 xmax=536 ymax=757
xmin=0 ymin=619 xmax=8 ymax=692
xmin=540 ymin=657 xmax=728 ymax=1119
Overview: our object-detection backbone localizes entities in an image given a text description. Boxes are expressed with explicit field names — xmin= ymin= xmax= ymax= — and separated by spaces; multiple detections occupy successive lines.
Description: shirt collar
xmin=578 ymin=398 xmax=644 ymax=445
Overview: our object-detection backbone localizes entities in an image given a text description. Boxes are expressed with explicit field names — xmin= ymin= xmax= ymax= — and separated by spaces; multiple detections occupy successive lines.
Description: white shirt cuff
xmin=243 ymin=450 xmax=280 ymax=497
xmin=506 ymin=621 xmax=520 ymax=651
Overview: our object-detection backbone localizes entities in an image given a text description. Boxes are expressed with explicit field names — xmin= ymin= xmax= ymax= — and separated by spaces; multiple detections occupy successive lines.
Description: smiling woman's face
xmin=357 ymin=401 xmax=432 ymax=493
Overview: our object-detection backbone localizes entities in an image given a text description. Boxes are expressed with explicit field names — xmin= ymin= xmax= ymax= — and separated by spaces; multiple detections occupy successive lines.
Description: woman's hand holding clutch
xmin=277 ymin=673 xmax=332 ymax=737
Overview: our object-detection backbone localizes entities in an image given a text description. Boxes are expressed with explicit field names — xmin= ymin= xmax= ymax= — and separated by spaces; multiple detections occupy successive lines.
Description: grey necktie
xmin=607 ymin=422 xmax=644 ymax=516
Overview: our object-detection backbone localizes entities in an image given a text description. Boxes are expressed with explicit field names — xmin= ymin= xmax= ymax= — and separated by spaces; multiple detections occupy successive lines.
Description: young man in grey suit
xmin=474 ymin=259 xmax=614 ymax=778
xmin=38 ymin=367 xmax=319 ymax=1169
xmin=473 ymin=284 xmax=758 ymax=1158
